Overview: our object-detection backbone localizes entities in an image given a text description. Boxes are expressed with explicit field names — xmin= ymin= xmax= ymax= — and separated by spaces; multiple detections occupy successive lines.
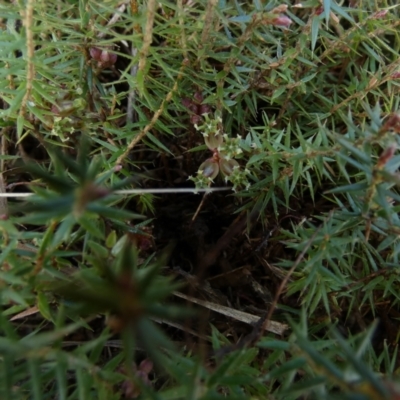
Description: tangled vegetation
xmin=1 ymin=0 xmax=400 ymax=398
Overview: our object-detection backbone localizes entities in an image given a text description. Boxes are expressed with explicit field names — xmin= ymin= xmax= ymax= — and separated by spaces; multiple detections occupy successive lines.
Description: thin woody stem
xmin=19 ymin=0 xmax=35 ymax=118
xmin=138 ymin=0 xmax=156 ymax=74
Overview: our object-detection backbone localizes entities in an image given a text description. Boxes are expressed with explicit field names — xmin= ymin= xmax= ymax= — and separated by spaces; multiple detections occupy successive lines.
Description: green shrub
xmin=1 ymin=0 xmax=400 ymax=398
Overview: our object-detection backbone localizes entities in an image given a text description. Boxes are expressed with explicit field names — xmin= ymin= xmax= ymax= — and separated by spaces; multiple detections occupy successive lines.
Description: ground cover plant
xmin=1 ymin=0 xmax=400 ymax=398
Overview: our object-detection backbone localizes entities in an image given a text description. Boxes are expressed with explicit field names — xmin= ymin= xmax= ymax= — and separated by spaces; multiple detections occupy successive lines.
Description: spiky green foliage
xmin=1 ymin=0 xmax=400 ymax=398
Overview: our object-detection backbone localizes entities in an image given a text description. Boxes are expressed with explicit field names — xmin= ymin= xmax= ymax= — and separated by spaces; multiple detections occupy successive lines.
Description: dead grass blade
xmin=173 ymin=291 xmax=287 ymax=335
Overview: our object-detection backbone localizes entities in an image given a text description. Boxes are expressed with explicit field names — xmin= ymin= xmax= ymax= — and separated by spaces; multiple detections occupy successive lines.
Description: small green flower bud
xmin=73 ymin=98 xmax=87 ymax=110
xmin=225 ymin=166 xmax=250 ymax=191
xmin=189 ymin=171 xmax=214 ymax=193
xmin=194 ymin=113 xmax=223 ymax=149
xmin=220 ymin=135 xmax=243 ymax=159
